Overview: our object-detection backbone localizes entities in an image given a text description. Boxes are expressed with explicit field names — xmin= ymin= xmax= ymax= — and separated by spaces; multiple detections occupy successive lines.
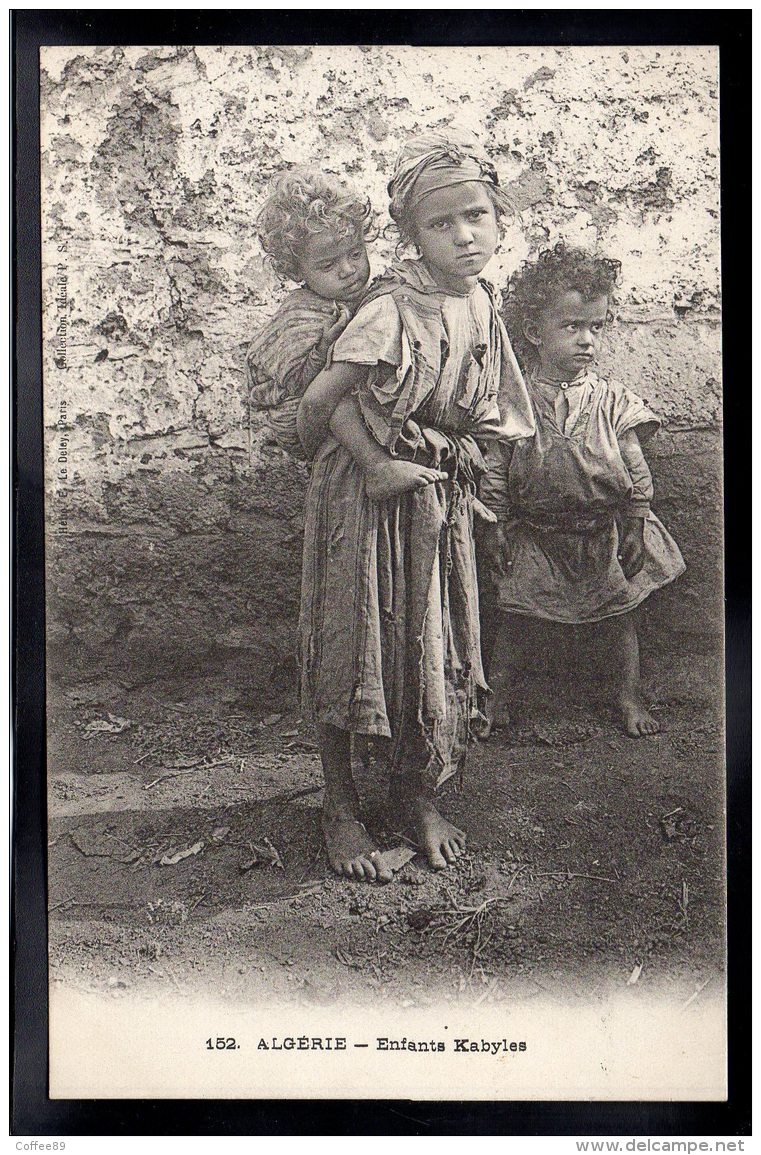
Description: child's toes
xmin=634 ymin=713 xmax=660 ymax=737
xmin=359 ymin=855 xmax=379 ymax=881
xmin=433 ymin=837 xmax=464 ymax=866
xmin=351 ymin=852 xmax=394 ymax=883
xmin=620 ymin=698 xmax=661 ymax=738
xmin=360 ymin=855 xmax=386 ymax=880
xmin=628 ymin=718 xmax=659 ymax=738
xmin=442 ymin=841 xmax=459 ymax=863
xmin=369 ymin=852 xmax=394 ymax=884
xmin=427 ymin=844 xmax=449 ymax=870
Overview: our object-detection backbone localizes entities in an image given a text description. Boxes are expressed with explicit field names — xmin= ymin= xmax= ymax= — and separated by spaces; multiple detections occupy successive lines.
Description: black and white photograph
xmin=36 ymin=39 xmax=728 ymax=1101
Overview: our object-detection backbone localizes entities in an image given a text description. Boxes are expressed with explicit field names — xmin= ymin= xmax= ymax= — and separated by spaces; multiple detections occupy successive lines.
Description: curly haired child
xmin=245 ymin=167 xmax=374 ymax=458
xmin=478 ymin=243 xmax=685 ymax=738
xmin=296 ymin=129 xmax=534 ymax=881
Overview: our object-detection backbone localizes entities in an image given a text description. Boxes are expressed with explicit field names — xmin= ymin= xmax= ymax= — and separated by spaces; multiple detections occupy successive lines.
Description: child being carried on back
xmin=246 ymin=168 xmax=374 ymax=459
xmin=296 ymin=130 xmax=535 ymax=882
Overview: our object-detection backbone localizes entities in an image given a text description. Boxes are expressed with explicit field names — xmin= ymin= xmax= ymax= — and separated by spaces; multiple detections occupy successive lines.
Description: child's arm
xmin=296 ymin=361 xmax=366 ymax=459
xmin=478 ymin=440 xmax=515 ymax=523
xmin=289 ymin=304 xmax=353 ymax=394
xmin=297 ymin=363 xmax=447 ymax=498
xmin=329 ymin=394 xmax=447 ymax=500
xmin=474 ymin=439 xmax=516 ymax=575
xmin=617 ymin=428 xmax=652 ymax=578
xmin=247 ymin=303 xmax=352 ymax=415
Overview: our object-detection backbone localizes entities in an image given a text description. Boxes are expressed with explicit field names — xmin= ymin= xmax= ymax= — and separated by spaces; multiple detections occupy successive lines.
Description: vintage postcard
xmin=41 ymin=43 xmax=725 ymax=1100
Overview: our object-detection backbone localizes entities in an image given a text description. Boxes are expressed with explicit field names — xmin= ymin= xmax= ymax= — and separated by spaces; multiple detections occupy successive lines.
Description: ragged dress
xmin=246 ymin=288 xmax=349 ymax=460
xmin=299 ymin=260 xmax=534 ymax=787
xmin=480 ymin=370 xmax=685 ymax=623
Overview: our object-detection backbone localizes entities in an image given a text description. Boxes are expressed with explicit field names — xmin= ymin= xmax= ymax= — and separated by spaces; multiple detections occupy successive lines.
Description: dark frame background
xmin=12 ymin=8 xmax=751 ymax=1137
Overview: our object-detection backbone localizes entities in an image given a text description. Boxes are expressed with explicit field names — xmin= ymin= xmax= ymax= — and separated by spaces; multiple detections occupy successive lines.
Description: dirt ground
xmin=47 ymin=623 xmax=725 ymax=1012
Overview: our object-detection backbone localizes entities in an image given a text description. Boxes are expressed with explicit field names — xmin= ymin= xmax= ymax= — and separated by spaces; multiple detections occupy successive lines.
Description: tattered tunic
xmin=480 ymin=371 xmax=685 ymax=623
xmin=299 ymin=260 xmax=534 ymax=787
xmin=245 ymin=288 xmax=347 ymax=460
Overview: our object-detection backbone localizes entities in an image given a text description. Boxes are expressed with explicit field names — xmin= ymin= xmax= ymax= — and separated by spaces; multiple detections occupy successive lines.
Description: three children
xmin=247 ymin=136 xmax=683 ymax=884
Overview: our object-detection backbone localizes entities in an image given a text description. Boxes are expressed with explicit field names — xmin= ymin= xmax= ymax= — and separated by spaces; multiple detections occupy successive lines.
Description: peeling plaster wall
xmin=41 ymin=45 xmax=722 ymax=688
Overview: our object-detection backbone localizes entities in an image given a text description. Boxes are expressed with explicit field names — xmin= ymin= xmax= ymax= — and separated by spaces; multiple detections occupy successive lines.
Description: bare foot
xmin=618 ymin=693 xmax=661 ymax=738
xmin=471 ymin=689 xmax=511 ymax=741
xmin=471 ymin=710 xmax=492 ymax=741
xmin=364 ymin=460 xmax=447 ymax=502
xmin=321 ymin=812 xmax=393 ymax=882
xmin=402 ymin=794 xmax=466 ymax=870
xmin=471 ymin=693 xmax=499 ymax=741
xmin=472 ymin=497 xmax=497 ymax=523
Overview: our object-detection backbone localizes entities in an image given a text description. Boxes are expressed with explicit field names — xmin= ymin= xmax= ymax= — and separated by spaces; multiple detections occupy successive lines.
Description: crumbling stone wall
xmin=40 ymin=45 xmax=721 ymax=690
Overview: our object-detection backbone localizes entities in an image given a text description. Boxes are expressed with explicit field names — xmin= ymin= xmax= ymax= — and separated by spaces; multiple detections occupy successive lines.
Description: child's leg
xmin=318 ymin=723 xmax=393 ymax=882
xmin=597 ymin=612 xmax=660 ymax=738
xmin=388 ymin=761 xmax=466 ymax=871
xmin=474 ymin=575 xmax=512 ymax=739
xmin=479 ymin=608 xmax=516 ymax=739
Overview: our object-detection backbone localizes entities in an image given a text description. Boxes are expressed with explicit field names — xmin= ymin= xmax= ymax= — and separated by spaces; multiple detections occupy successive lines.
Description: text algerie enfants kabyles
xmin=256 ymin=1036 xmax=527 ymax=1054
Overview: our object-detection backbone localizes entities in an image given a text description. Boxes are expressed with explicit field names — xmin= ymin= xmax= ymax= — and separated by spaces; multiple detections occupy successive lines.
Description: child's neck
xmin=535 ymin=365 xmax=589 ymax=387
xmin=420 ymin=260 xmax=478 ymax=297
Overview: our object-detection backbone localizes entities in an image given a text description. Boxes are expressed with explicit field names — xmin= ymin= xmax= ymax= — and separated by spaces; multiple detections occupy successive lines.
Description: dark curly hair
xmin=504 ymin=243 xmax=621 ymax=370
xmin=257 ymin=167 xmax=375 ymax=283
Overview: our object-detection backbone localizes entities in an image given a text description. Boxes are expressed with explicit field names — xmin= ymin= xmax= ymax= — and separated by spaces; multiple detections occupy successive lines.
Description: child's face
xmin=298 ymin=230 xmax=370 ymax=302
xmin=526 ymin=290 xmax=609 ymax=381
xmin=413 ymin=182 xmax=499 ymax=293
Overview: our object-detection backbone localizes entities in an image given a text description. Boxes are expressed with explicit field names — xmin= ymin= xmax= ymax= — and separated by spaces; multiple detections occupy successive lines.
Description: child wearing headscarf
xmin=296 ymin=129 xmax=534 ymax=881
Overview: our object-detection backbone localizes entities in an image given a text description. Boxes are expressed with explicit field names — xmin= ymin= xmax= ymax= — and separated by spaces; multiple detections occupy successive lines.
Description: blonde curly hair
xmin=257 ymin=167 xmax=374 ymax=283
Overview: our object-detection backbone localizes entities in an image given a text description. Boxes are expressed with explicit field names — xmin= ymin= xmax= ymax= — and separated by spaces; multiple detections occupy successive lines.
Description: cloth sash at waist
xmin=393 ymin=418 xmax=487 ymax=487
xmin=511 ymin=508 xmax=616 ymax=535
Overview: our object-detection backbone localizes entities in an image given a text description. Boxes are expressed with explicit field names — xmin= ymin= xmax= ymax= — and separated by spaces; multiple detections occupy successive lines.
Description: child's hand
xmin=318 ymin=303 xmax=352 ymax=355
xmin=364 ymin=459 xmax=447 ymax=501
xmin=472 ymin=497 xmax=498 ymax=524
xmin=478 ymin=522 xmax=512 ymax=577
xmin=617 ymin=516 xmax=646 ymax=579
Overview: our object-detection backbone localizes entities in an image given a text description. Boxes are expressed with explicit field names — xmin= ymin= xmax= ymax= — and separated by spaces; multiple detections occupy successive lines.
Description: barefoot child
xmin=296 ymin=130 xmax=534 ymax=881
xmin=245 ymin=168 xmax=373 ymax=458
xmin=478 ymin=244 xmax=685 ymax=738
